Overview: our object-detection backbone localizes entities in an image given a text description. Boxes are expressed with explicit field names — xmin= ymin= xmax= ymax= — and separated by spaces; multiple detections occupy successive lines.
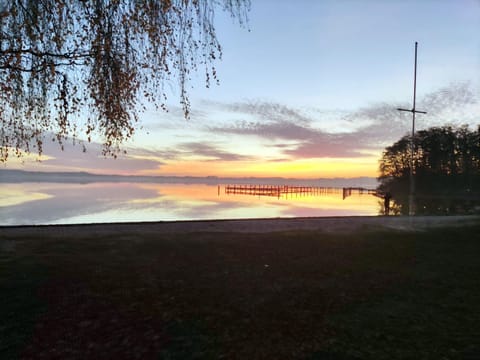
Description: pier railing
xmin=223 ymin=184 xmax=341 ymax=198
xmin=222 ymin=184 xmax=378 ymax=200
xmin=342 ymin=187 xmax=378 ymax=200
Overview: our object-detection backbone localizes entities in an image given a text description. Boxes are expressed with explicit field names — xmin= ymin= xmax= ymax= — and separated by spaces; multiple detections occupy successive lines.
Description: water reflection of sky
xmin=0 ymin=182 xmax=381 ymax=225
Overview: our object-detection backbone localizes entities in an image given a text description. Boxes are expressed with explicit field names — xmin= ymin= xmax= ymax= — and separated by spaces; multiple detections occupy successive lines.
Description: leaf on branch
xmin=0 ymin=0 xmax=251 ymax=161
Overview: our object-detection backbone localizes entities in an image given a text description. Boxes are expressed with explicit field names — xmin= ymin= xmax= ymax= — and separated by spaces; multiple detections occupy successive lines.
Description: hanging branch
xmin=0 ymin=0 xmax=250 ymax=161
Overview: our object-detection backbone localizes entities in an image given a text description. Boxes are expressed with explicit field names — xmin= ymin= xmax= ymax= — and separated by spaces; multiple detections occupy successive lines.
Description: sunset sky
xmin=4 ymin=0 xmax=480 ymax=179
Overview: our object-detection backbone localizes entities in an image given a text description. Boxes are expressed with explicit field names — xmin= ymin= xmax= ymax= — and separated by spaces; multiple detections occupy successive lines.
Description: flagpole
xmin=397 ymin=42 xmax=427 ymax=216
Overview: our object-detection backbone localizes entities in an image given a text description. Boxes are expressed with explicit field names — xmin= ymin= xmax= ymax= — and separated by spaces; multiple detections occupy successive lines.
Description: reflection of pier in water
xmin=342 ymin=187 xmax=378 ymax=200
xmin=222 ymin=184 xmax=378 ymax=200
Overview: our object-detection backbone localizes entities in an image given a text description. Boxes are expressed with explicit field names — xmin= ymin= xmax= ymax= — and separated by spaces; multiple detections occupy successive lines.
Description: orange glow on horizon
xmin=144 ymin=156 xmax=379 ymax=179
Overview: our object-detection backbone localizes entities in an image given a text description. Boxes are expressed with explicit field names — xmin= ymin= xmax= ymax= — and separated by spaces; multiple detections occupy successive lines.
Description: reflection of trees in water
xmin=378 ymin=125 xmax=480 ymax=215
xmin=377 ymin=199 xmax=402 ymax=216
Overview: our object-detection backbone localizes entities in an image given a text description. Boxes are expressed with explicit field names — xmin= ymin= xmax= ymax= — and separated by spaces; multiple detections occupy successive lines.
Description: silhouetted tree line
xmin=378 ymin=125 xmax=480 ymax=215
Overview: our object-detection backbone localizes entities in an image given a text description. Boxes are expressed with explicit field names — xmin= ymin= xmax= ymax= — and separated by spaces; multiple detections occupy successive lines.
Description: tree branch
xmin=0 ymin=48 xmax=93 ymax=60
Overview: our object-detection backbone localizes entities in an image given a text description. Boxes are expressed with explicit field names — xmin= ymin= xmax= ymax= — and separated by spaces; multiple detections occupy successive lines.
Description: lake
xmin=0 ymin=182 xmax=381 ymax=225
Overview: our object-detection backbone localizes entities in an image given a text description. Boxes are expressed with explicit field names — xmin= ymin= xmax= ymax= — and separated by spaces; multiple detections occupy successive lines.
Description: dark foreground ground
xmin=1 ymin=217 xmax=480 ymax=359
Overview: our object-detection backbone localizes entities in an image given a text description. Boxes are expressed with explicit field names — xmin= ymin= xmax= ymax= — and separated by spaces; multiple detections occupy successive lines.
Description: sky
xmin=4 ymin=0 xmax=480 ymax=179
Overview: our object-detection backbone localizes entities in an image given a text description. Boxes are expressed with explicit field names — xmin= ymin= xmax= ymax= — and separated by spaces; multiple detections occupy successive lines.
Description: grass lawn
xmin=1 ymin=224 xmax=479 ymax=359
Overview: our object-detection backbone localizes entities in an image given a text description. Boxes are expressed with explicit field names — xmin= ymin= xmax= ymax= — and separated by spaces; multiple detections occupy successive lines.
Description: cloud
xmin=209 ymin=105 xmax=371 ymax=158
xmin=208 ymin=82 xmax=479 ymax=159
xmin=9 ymin=137 xmax=165 ymax=174
xmin=205 ymin=100 xmax=312 ymax=125
xmin=210 ymin=120 xmax=318 ymax=140
xmin=283 ymin=136 xmax=365 ymax=158
xmin=10 ymin=83 xmax=477 ymax=174
xmin=137 ymin=141 xmax=252 ymax=162
xmin=178 ymin=142 xmax=251 ymax=161
xmin=342 ymin=103 xmax=413 ymax=145
xmin=419 ymin=82 xmax=477 ymax=116
xmin=345 ymin=82 xmax=480 ymax=147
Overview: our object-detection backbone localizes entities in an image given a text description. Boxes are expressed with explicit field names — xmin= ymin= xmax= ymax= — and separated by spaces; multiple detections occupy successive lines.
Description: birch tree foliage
xmin=0 ymin=0 xmax=250 ymax=161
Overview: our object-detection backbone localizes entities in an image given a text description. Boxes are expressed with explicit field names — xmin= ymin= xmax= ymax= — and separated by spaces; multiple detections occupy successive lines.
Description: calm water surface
xmin=0 ymin=182 xmax=381 ymax=225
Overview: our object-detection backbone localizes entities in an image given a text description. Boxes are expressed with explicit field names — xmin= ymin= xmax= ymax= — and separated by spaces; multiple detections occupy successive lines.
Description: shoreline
xmin=1 ymin=215 xmax=479 ymax=238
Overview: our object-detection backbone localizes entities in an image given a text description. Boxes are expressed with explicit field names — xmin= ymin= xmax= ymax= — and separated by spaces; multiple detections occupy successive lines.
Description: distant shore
xmin=0 ymin=168 xmax=378 ymax=187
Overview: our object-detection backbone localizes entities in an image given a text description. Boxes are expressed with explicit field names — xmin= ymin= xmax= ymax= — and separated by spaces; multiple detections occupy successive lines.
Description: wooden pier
xmin=342 ymin=187 xmax=378 ymax=200
xmin=223 ymin=185 xmax=340 ymax=198
xmin=221 ymin=185 xmax=379 ymax=200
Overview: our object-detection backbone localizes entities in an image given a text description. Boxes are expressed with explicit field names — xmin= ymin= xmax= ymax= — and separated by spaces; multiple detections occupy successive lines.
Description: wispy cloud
xmin=208 ymin=82 xmax=479 ymax=159
xmin=178 ymin=142 xmax=251 ymax=161
xmin=209 ymin=108 xmax=372 ymax=158
xmin=210 ymin=120 xmax=317 ymax=140
xmin=135 ymin=141 xmax=252 ymax=162
xmin=419 ymin=82 xmax=477 ymax=116
xmin=8 ymin=137 xmax=165 ymax=174
xmin=9 ymin=83 xmax=478 ymax=175
xmin=205 ymin=100 xmax=313 ymax=125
